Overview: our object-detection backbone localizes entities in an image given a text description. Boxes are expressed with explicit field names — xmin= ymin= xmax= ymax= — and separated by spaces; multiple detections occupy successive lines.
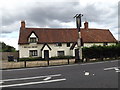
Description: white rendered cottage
xmin=18 ymin=21 xmax=117 ymax=58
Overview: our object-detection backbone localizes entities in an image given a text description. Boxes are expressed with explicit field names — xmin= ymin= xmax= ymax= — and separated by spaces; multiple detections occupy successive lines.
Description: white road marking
xmin=0 ymin=74 xmax=61 ymax=82
xmin=116 ymin=70 xmax=120 ymax=73
xmin=104 ymin=67 xmax=120 ymax=73
xmin=114 ymin=67 xmax=119 ymax=71
xmin=0 ymin=78 xmax=66 ymax=88
xmin=0 ymin=81 xmax=3 ymax=84
xmin=84 ymin=72 xmax=90 ymax=76
xmin=43 ymin=77 xmax=52 ymax=81
xmin=104 ymin=67 xmax=119 ymax=71
xmin=2 ymin=60 xmax=119 ymax=72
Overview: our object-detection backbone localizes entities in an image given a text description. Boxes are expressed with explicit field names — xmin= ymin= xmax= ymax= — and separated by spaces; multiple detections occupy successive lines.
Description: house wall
xmin=71 ymin=44 xmax=78 ymax=57
xmin=47 ymin=43 xmax=72 ymax=57
xmin=84 ymin=43 xmax=116 ymax=47
xmin=84 ymin=43 xmax=103 ymax=47
xmin=19 ymin=43 xmax=42 ymax=58
xmin=19 ymin=43 xmax=73 ymax=58
xmin=108 ymin=43 xmax=116 ymax=46
xmin=19 ymin=42 xmax=116 ymax=58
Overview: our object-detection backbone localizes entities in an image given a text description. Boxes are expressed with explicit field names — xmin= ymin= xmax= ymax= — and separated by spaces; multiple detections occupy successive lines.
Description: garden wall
xmin=1 ymin=52 xmax=19 ymax=60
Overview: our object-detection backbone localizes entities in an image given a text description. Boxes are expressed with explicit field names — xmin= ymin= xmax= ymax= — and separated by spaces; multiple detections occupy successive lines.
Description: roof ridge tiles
xmin=25 ymin=27 xmax=109 ymax=31
xmin=25 ymin=28 xmax=77 ymax=30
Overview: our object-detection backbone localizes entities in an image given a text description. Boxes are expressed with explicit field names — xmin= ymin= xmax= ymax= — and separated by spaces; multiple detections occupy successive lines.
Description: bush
xmin=50 ymin=56 xmax=74 ymax=60
xmin=19 ymin=57 xmax=43 ymax=61
xmin=83 ymin=44 xmax=120 ymax=59
xmin=19 ymin=56 xmax=74 ymax=61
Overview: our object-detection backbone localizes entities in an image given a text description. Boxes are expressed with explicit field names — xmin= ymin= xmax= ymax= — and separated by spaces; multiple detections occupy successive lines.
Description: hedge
xmin=19 ymin=56 xmax=74 ymax=61
xmin=18 ymin=57 xmax=44 ymax=61
xmin=50 ymin=56 xmax=74 ymax=60
xmin=83 ymin=44 xmax=120 ymax=59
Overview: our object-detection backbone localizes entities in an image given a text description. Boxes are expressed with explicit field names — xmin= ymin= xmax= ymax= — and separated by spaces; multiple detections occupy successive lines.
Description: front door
xmin=44 ymin=50 xmax=49 ymax=60
xmin=75 ymin=49 xmax=80 ymax=60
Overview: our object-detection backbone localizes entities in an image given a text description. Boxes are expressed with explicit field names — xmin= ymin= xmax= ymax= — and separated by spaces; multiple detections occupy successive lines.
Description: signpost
xmin=74 ymin=14 xmax=83 ymax=63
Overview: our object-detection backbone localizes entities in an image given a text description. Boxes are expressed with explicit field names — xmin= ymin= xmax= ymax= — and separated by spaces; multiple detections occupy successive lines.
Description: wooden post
xmin=24 ymin=60 xmax=26 ymax=68
xmin=47 ymin=60 xmax=49 ymax=66
xmin=68 ymin=59 xmax=69 ymax=64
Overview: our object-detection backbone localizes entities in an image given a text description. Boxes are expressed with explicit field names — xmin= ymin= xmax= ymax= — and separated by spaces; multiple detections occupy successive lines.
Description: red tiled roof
xmin=18 ymin=28 xmax=117 ymax=44
xmin=81 ymin=29 xmax=117 ymax=43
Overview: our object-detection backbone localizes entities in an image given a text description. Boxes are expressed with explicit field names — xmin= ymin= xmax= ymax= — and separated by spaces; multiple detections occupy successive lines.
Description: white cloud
xmin=61 ymin=22 xmax=75 ymax=28
xmin=2 ymin=21 xmax=20 ymax=33
xmin=0 ymin=0 xmax=119 ymax=49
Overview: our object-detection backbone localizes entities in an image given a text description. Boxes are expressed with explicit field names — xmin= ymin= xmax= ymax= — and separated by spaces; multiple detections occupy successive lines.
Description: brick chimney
xmin=21 ymin=21 xmax=25 ymax=29
xmin=84 ymin=21 xmax=88 ymax=30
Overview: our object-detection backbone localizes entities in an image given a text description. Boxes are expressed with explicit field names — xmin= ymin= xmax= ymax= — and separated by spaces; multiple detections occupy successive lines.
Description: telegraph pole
xmin=74 ymin=14 xmax=83 ymax=63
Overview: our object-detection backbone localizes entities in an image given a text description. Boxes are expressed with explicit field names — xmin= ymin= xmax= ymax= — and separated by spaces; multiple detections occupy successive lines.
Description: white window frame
xmin=29 ymin=50 xmax=38 ymax=56
xmin=57 ymin=51 xmax=64 ymax=56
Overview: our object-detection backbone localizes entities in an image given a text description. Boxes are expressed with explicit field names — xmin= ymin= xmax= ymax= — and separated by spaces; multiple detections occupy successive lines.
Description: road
xmin=1 ymin=60 xmax=119 ymax=89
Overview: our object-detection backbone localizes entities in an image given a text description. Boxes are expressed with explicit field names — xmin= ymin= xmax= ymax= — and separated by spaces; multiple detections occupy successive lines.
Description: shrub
xmin=19 ymin=57 xmax=43 ymax=61
xmin=19 ymin=56 xmax=74 ymax=61
xmin=83 ymin=44 xmax=120 ymax=59
xmin=50 ymin=56 xmax=74 ymax=60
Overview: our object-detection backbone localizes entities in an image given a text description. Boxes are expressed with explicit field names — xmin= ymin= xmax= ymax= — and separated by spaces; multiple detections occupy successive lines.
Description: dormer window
xmin=30 ymin=38 xmax=37 ymax=43
xmin=28 ymin=32 xmax=38 ymax=43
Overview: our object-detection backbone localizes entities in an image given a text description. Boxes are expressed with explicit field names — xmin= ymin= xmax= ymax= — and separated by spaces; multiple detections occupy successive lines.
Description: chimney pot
xmin=84 ymin=21 xmax=88 ymax=30
xmin=21 ymin=21 xmax=25 ymax=29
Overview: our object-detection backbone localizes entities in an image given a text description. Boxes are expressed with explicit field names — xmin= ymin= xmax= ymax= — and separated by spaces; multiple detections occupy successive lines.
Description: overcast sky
xmin=0 ymin=0 xmax=119 ymax=50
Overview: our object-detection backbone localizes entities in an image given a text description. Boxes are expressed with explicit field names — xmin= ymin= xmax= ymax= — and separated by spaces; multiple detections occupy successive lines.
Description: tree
xmin=0 ymin=42 xmax=16 ymax=52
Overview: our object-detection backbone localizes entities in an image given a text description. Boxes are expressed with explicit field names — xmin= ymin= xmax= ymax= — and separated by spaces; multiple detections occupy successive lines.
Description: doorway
xmin=75 ymin=49 xmax=80 ymax=60
xmin=44 ymin=50 xmax=49 ymax=60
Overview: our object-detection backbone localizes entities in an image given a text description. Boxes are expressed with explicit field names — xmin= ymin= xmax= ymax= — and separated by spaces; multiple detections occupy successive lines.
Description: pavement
xmin=0 ymin=60 xmax=120 ymax=89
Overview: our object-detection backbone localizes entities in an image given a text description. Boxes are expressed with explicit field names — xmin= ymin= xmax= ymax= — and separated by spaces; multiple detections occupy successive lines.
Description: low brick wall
xmin=1 ymin=59 xmax=75 ymax=69
xmin=1 ymin=52 xmax=19 ymax=60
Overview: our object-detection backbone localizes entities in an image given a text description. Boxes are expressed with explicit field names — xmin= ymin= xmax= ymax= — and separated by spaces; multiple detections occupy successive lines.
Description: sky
xmin=0 ymin=0 xmax=119 ymax=50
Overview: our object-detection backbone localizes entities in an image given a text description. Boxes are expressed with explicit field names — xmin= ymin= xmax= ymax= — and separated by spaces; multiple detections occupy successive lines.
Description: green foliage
xmin=19 ymin=57 xmax=43 ymax=61
xmin=0 ymin=42 xmax=16 ymax=52
xmin=19 ymin=56 xmax=74 ymax=61
xmin=50 ymin=56 xmax=74 ymax=60
xmin=83 ymin=44 xmax=120 ymax=59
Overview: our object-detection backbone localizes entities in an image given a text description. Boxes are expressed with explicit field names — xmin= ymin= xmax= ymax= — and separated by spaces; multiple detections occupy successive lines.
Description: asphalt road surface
xmin=1 ymin=60 xmax=120 ymax=89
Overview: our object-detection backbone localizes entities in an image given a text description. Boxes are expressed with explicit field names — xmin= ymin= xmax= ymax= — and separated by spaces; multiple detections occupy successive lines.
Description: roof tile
xmin=18 ymin=28 xmax=117 ymax=44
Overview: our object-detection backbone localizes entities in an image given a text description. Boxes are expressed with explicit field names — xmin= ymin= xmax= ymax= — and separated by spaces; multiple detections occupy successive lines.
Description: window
xmin=56 ymin=43 xmax=62 ymax=46
xmin=57 ymin=51 xmax=64 ymax=56
xmin=30 ymin=38 xmax=37 ymax=43
xmin=29 ymin=50 xmax=38 ymax=56
xmin=67 ymin=43 xmax=70 ymax=47
xmin=24 ymin=46 xmax=27 ymax=48
xmin=103 ymin=42 xmax=108 ymax=46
